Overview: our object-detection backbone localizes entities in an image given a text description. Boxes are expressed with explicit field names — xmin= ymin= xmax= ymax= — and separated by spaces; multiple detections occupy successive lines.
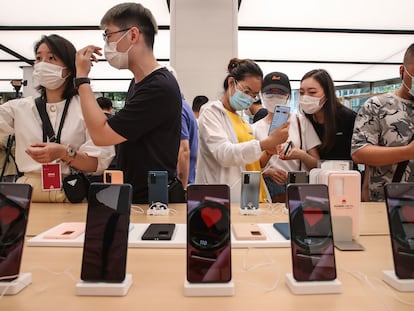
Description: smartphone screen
xmin=0 ymin=183 xmax=32 ymax=281
xmin=384 ymin=183 xmax=414 ymax=279
xmin=148 ymin=171 xmax=168 ymax=209
xmin=268 ymin=105 xmax=290 ymax=134
xmin=286 ymin=184 xmax=336 ymax=281
xmin=240 ymin=171 xmax=260 ymax=210
xmin=81 ymin=183 xmax=132 ymax=282
xmin=186 ymin=184 xmax=231 ymax=283
xmin=141 ymin=223 xmax=176 ymax=240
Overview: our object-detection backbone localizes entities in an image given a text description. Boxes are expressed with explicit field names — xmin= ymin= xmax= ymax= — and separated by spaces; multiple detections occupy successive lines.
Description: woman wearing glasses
xmin=196 ymin=58 xmax=289 ymax=203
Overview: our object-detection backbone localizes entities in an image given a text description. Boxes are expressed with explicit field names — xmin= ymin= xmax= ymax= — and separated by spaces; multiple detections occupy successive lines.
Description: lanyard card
xmin=41 ymin=163 xmax=62 ymax=191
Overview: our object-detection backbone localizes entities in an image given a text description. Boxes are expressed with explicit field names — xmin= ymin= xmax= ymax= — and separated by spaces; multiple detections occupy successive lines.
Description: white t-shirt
xmin=252 ymin=113 xmax=321 ymax=172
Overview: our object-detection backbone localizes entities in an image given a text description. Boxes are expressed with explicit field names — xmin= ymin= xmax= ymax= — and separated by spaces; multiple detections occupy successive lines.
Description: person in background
xmin=299 ymin=69 xmax=356 ymax=162
xmin=243 ymin=99 xmax=268 ymax=124
xmin=177 ymin=95 xmax=198 ymax=190
xmin=352 ymin=43 xmax=414 ymax=201
xmin=253 ymin=72 xmax=320 ymax=202
xmin=75 ymin=3 xmax=182 ymax=203
xmin=0 ymin=34 xmax=114 ymax=202
xmin=97 ymin=96 xmax=114 ymax=118
xmin=196 ymin=58 xmax=289 ymax=202
xmin=192 ymin=95 xmax=208 ymax=119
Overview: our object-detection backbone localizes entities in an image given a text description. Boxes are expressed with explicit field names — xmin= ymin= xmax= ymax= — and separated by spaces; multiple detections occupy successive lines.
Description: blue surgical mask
xmin=229 ymin=89 xmax=254 ymax=111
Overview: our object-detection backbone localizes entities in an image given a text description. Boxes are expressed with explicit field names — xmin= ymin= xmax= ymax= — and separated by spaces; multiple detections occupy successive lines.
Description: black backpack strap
xmin=392 ymin=134 xmax=414 ymax=182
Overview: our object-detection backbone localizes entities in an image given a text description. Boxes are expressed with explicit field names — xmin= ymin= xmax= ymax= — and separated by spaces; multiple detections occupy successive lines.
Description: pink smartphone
xmin=104 ymin=170 xmax=124 ymax=184
xmin=44 ymin=222 xmax=85 ymax=240
xmin=232 ymin=223 xmax=266 ymax=240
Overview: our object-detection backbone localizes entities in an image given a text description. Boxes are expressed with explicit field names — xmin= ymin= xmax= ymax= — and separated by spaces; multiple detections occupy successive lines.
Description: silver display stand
xmin=75 ymin=274 xmax=132 ymax=296
xmin=0 ymin=272 xmax=32 ymax=295
xmin=382 ymin=270 xmax=414 ymax=292
xmin=183 ymin=279 xmax=235 ymax=297
xmin=285 ymin=273 xmax=342 ymax=295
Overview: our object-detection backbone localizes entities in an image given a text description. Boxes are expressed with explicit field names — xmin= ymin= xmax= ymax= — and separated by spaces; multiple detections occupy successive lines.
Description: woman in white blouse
xmin=0 ymin=34 xmax=114 ymax=202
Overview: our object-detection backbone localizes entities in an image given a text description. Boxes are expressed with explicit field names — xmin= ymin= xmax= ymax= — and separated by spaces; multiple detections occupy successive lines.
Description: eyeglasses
xmin=102 ymin=28 xmax=131 ymax=42
xmin=235 ymin=81 xmax=260 ymax=102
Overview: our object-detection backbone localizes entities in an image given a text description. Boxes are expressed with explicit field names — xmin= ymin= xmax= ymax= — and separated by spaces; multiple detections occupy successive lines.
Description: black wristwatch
xmin=73 ymin=77 xmax=90 ymax=90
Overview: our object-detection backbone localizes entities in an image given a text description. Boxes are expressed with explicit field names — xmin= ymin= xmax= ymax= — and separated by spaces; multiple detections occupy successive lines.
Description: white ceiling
xmin=1 ymin=0 xmax=413 ymax=92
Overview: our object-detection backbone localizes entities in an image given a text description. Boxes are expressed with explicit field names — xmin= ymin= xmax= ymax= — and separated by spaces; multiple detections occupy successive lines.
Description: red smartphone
xmin=286 ymin=184 xmax=337 ymax=282
xmin=186 ymin=184 xmax=231 ymax=283
xmin=0 ymin=183 xmax=32 ymax=281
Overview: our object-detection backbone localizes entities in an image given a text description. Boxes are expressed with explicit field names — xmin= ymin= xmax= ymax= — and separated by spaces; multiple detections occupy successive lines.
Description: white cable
xmin=131 ymin=204 xmax=145 ymax=214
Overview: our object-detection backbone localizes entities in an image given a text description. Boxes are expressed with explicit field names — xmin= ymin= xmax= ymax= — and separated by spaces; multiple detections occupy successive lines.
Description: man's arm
xmin=352 ymin=143 xmax=414 ymax=166
xmin=177 ymin=139 xmax=190 ymax=189
xmin=75 ymin=45 xmax=126 ymax=146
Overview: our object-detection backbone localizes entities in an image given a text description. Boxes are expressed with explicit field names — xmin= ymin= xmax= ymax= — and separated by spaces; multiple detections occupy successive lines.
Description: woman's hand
xmin=263 ymin=167 xmax=288 ymax=184
xmin=26 ymin=143 xmax=66 ymax=164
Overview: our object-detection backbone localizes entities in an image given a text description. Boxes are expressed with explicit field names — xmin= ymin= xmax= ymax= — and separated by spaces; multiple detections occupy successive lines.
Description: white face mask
xmin=299 ymin=94 xmax=324 ymax=114
xmin=261 ymin=94 xmax=289 ymax=113
xmin=32 ymin=62 xmax=68 ymax=90
xmin=104 ymin=30 xmax=133 ymax=70
xmin=403 ymin=66 xmax=414 ymax=97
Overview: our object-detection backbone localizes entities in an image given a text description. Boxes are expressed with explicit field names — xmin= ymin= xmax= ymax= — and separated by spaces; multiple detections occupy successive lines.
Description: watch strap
xmin=73 ymin=77 xmax=91 ymax=90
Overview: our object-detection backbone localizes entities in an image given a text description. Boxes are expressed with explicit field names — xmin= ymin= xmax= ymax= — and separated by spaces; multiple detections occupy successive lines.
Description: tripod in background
xmin=0 ymin=134 xmax=19 ymax=182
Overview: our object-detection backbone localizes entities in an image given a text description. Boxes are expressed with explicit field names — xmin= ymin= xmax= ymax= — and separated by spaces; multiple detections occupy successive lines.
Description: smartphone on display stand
xmin=232 ymin=223 xmax=266 ymax=240
xmin=104 ymin=170 xmax=124 ymax=184
xmin=268 ymin=105 xmax=290 ymax=135
xmin=186 ymin=184 xmax=231 ymax=283
xmin=141 ymin=223 xmax=176 ymax=241
xmin=44 ymin=222 xmax=85 ymax=240
xmin=273 ymin=222 xmax=290 ymax=240
xmin=148 ymin=171 xmax=168 ymax=210
xmin=240 ymin=171 xmax=260 ymax=210
xmin=286 ymin=184 xmax=337 ymax=282
xmin=384 ymin=183 xmax=414 ymax=279
xmin=0 ymin=183 xmax=32 ymax=281
xmin=80 ymin=183 xmax=132 ymax=282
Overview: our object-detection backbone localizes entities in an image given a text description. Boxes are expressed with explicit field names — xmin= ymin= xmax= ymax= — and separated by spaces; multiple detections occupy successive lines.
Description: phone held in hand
xmin=268 ymin=105 xmax=290 ymax=135
xmin=286 ymin=184 xmax=337 ymax=282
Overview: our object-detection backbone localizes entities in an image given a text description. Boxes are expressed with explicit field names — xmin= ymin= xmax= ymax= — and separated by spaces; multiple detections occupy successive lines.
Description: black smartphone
xmin=268 ymin=105 xmax=290 ymax=134
xmin=240 ymin=171 xmax=260 ymax=210
xmin=81 ymin=183 xmax=132 ymax=282
xmin=0 ymin=183 xmax=32 ymax=281
xmin=288 ymin=171 xmax=309 ymax=184
xmin=186 ymin=184 xmax=231 ymax=283
xmin=286 ymin=184 xmax=337 ymax=282
xmin=148 ymin=171 xmax=168 ymax=209
xmin=273 ymin=222 xmax=290 ymax=240
xmin=141 ymin=223 xmax=176 ymax=241
xmin=384 ymin=183 xmax=414 ymax=279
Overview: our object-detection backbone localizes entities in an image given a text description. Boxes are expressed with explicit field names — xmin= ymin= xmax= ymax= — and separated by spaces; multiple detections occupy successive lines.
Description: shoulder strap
xmin=296 ymin=115 xmax=303 ymax=171
xmin=392 ymin=134 xmax=414 ymax=182
xmin=35 ymin=97 xmax=71 ymax=143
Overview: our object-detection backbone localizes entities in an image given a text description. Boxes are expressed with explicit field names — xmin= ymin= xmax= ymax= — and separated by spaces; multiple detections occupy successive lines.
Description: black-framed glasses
xmin=102 ymin=28 xmax=131 ymax=42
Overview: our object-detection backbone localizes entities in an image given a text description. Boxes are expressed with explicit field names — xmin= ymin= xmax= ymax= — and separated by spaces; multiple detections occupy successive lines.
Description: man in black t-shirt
xmin=75 ymin=3 xmax=181 ymax=203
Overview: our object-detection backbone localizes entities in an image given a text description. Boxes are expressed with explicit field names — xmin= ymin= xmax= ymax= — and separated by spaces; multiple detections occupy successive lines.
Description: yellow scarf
xmin=225 ymin=110 xmax=267 ymax=202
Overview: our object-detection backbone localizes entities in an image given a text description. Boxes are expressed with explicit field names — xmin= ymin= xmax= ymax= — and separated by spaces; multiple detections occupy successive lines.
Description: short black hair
xmin=97 ymin=96 xmax=113 ymax=110
xmin=403 ymin=43 xmax=414 ymax=66
xmin=192 ymin=95 xmax=209 ymax=112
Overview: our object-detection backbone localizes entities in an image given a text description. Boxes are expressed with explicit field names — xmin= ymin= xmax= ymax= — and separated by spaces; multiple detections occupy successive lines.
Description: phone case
xmin=44 ymin=222 xmax=85 ymax=240
xmin=286 ymin=184 xmax=337 ymax=282
xmin=148 ymin=171 xmax=168 ymax=209
xmin=232 ymin=223 xmax=266 ymax=240
xmin=240 ymin=171 xmax=260 ymax=210
xmin=287 ymin=171 xmax=308 ymax=184
xmin=81 ymin=183 xmax=132 ymax=282
xmin=273 ymin=222 xmax=290 ymax=240
xmin=141 ymin=223 xmax=176 ymax=240
xmin=186 ymin=184 xmax=231 ymax=283
xmin=0 ymin=183 xmax=33 ymax=281
xmin=104 ymin=170 xmax=124 ymax=184
xmin=268 ymin=105 xmax=290 ymax=134
xmin=384 ymin=183 xmax=414 ymax=279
